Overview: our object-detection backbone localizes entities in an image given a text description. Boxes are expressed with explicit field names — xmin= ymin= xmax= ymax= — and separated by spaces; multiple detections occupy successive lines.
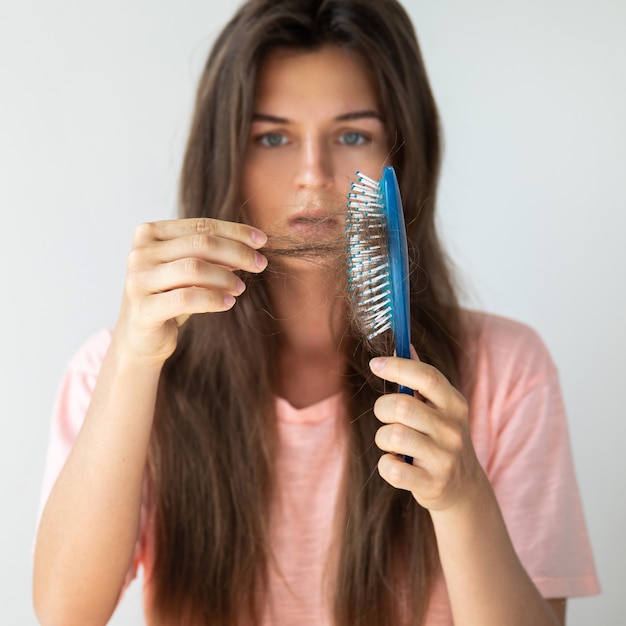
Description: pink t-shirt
xmin=37 ymin=311 xmax=599 ymax=624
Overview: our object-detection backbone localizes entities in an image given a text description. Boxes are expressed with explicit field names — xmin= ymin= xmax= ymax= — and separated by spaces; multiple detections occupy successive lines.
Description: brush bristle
xmin=346 ymin=172 xmax=393 ymax=341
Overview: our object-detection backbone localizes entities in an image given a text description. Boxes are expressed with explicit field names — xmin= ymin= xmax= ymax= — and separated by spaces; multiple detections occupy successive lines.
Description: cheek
xmin=241 ymin=168 xmax=285 ymax=228
xmin=361 ymin=142 xmax=390 ymax=174
xmin=334 ymin=144 xmax=389 ymax=184
xmin=243 ymin=152 xmax=290 ymax=196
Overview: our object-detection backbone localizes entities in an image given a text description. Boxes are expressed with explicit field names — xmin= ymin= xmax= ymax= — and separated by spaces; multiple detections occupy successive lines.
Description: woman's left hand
xmin=370 ymin=354 xmax=484 ymax=512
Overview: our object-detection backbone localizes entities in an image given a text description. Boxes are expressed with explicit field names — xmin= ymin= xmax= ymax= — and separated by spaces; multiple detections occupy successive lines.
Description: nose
xmin=293 ymin=136 xmax=333 ymax=190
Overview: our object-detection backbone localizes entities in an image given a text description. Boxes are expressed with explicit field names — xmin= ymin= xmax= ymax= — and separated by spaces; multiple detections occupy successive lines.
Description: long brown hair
xmin=149 ymin=1 xmax=463 ymax=624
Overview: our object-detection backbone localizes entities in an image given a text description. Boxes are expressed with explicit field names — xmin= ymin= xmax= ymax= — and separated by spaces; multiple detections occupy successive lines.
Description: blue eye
xmin=258 ymin=132 xmax=287 ymax=147
xmin=339 ymin=132 xmax=368 ymax=146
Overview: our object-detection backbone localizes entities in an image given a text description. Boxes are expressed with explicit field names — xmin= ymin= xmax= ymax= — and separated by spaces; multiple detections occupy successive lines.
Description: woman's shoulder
xmin=461 ymin=309 xmax=553 ymax=359
xmin=461 ymin=309 xmax=544 ymax=344
xmin=459 ymin=309 xmax=558 ymax=390
xmin=66 ymin=327 xmax=114 ymax=376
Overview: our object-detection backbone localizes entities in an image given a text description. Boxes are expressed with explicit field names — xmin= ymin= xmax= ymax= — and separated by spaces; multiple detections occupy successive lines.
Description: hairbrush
xmin=346 ymin=165 xmax=413 ymax=464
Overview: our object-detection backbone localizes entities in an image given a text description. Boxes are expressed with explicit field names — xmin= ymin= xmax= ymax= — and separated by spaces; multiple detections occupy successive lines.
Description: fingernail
xmin=224 ymin=294 xmax=236 ymax=307
xmin=370 ymin=357 xmax=387 ymax=372
xmin=235 ymin=278 xmax=246 ymax=295
xmin=251 ymin=229 xmax=267 ymax=246
xmin=254 ymin=251 xmax=268 ymax=270
xmin=410 ymin=344 xmax=420 ymax=361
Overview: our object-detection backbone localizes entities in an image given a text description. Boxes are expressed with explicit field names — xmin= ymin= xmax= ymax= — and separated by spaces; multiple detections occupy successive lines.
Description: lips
xmin=262 ymin=205 xmax=345 ymax=261
xmin=290 ymin=201 xmax=343 ymax=223
xmin=291 ymin=214 xmax=336 ymax=225
xmin=288 ymin=211 xmax=341 ymax=236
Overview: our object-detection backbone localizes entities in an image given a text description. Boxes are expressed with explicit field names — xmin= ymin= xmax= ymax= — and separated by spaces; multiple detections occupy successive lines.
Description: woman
xmin=33 ymin=1 xmax=599 ymax=624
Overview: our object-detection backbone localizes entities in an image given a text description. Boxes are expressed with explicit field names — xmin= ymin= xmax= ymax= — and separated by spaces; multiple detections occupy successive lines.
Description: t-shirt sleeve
xmin=476 ymin=319 xmax=600 ymax=599
xmin=36 ymin=329 xmax=144 ymax=589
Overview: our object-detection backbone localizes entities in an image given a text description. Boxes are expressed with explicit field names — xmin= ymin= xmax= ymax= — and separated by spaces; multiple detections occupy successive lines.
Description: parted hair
xmin=149 ymin=1 xmax=463 ymax=624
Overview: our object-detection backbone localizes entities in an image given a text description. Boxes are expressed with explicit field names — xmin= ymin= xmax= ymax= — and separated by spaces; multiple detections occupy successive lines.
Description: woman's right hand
xmin=115 ymin=217 xmax=268 ymax=365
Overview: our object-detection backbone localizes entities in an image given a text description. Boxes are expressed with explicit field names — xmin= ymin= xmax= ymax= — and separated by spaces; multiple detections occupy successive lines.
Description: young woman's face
xmin=242 ymin=45 xmax=389 ymax=243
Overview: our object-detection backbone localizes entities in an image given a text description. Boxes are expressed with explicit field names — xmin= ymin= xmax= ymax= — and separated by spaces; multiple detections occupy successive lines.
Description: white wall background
xmin=1 ymin=0 xmax=623 ymax=623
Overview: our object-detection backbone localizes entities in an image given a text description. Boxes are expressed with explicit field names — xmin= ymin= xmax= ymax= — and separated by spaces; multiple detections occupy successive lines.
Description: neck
xmin=267 ymin=263 xmax=347 ymax=408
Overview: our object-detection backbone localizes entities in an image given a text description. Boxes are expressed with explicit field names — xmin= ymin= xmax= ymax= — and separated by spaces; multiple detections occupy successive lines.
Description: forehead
xmin=253 ymin=45 xmax=380 ymax=114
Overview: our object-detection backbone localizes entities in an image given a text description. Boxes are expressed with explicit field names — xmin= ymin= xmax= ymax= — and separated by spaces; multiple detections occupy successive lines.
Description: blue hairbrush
xmin=346 ymin=165 xmax=413 ymax=464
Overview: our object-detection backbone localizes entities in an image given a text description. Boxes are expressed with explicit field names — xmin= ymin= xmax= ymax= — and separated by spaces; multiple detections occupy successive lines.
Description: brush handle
xmin=381 ymin=167 xmax=414 ymax=465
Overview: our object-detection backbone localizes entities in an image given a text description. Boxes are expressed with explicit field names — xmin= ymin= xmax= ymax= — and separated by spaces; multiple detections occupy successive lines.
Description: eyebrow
xmin=251 ymin=110 xmax=383 ymax=124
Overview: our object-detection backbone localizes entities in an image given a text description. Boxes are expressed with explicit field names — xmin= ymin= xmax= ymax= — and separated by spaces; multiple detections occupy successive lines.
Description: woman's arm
xmin=33 ymin=218 xmax=267 ymax=626
xmin=33 ymin=345 xmax=162 ymax=626
xmin=428 ymin=469 xmax=564 ymax=625
xmin=370 ymin=355 xmax=563 ymax=626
